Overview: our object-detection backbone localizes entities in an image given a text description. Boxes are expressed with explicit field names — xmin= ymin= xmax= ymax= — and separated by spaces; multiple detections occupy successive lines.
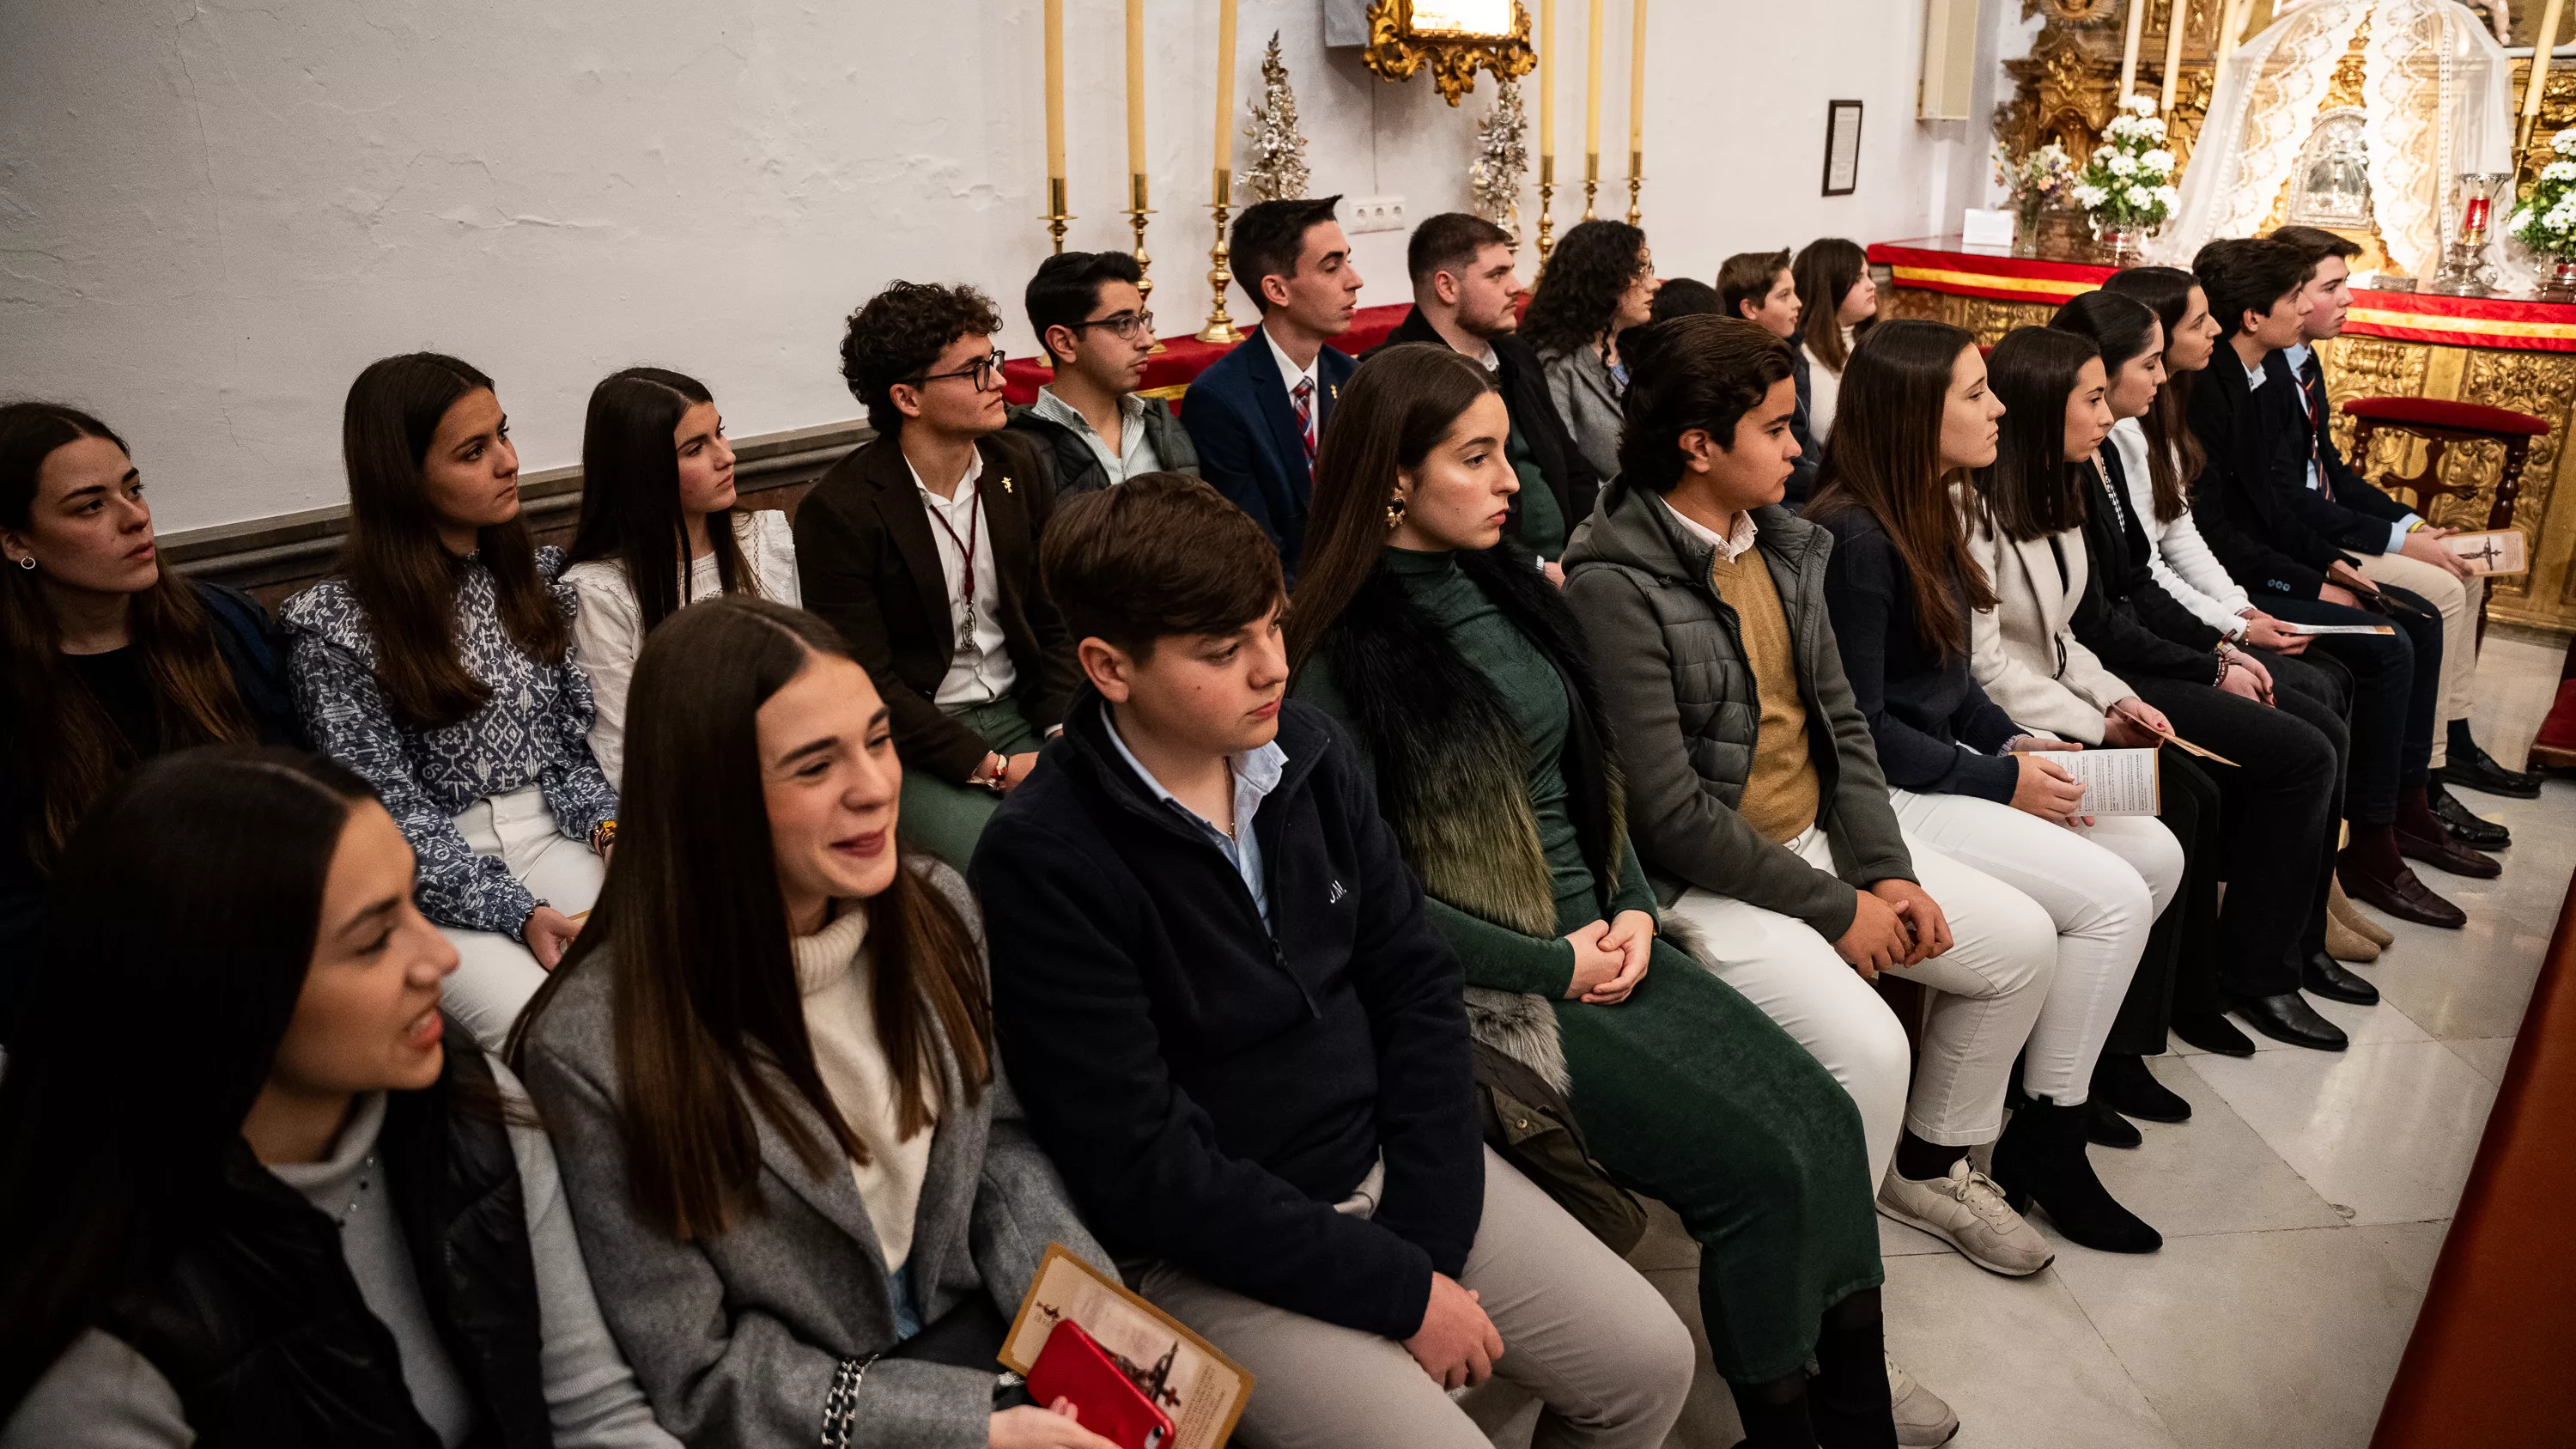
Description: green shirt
xmin=1294 ymin=546 xmax=1655 ymax=998
xmin=1504 ymin=413 xmax=1566 ymax=559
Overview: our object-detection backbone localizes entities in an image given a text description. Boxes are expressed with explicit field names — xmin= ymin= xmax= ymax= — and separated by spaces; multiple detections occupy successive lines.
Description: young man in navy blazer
xmin=1179 ymin=196 xmax=1364 ymax=580
xmin=971 ymin=473 xmax=1692 ymax=1449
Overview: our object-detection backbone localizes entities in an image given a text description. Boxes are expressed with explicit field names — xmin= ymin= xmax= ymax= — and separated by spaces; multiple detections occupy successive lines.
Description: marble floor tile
xmin=1878 ymin=1211 xmax=1956 ymax=1258
xmin=1881 ymin=1252 xmax=2180 ymax=1449
xmin=2441 ymin=1035 xmax=2519 ymax=1082
xmin=2186 ymin=1042 xmax=2498 ymax=1226
xmin=2081 ymin=1055 xmax=2346 ymax=1239
xmin=2050 ymin=1226 xmax=2421 ymax=1449
xmin=2356 ymin=1218 xmax=2455 ymax=1298
xmin=2360 ymin=921 xmax=2549 ymax=1042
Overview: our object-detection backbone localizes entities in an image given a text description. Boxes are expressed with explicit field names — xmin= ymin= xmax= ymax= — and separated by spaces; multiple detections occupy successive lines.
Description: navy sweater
xmin=1815 ymin=507 xmax=2022 ymax=803
xmin=969 ymin=692 xmax=1481 ymax=1342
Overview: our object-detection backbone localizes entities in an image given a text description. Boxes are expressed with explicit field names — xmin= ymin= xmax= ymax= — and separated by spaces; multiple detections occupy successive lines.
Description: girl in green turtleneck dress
xmin=1288 ymin=344 xmax=1892 ymax=1448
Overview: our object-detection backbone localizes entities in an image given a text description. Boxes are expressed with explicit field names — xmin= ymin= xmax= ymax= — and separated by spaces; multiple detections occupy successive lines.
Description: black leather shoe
xmin=2303 ymin=950 xmax=2379 ymax=1006
xmin=1990 ymin=1099 xmax=2162 ymax=1253
xmin=2231 ymin=991 xmax=2349 ymax=1050
xmin=2172 ymin=1009 xmax=2257 ymax=1056
xmin=2429 ymin=783 xmax=2512 ymax=849
xmin=2445 ymin=752 xmax=2543 ymax=800
xmin=2397 ymin=825 xmax=2502 ymax=880
xmin=2084 ymin=1098 xmax=2143 ymax=1148
xmin=2093 ymin=1051 xmax=2191 ymax=1122
xmin=2338 ymin=850 xmax=2468 ymax=928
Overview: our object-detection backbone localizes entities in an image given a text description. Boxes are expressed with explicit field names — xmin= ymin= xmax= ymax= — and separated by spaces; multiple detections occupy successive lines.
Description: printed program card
xmin=2281 ymin=620 xmax=2397 ymax=637
xmin=2029 ymin=747 xmax=2161 ymax=816
xmin=2440 ymin=528 xmax=2527 ymax=576
xmin=1003 ymin=1244 xmax=1253 ymax=1449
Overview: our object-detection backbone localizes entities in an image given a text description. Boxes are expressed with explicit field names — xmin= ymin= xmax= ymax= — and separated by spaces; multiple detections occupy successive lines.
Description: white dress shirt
xmin=909 ymin=447 xmax=1018 ymax=708
xmin=1264 ymin=323 xmax=1321 ymax=444
xmin=1032 ymin=385 xmax=1164 ymax=485
xmin=1661 ymin=495 xmax=1761 ymax=563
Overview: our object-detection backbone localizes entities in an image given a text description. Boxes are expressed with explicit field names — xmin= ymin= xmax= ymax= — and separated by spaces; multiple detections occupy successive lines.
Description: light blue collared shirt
xmin=1103 ymin=709 xmax=1288 ymax=927
xmin=2281 ymin=343 xmax=2415 ymax=551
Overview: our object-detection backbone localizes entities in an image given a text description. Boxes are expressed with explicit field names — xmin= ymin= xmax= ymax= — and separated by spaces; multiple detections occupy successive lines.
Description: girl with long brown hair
xmin=1288 ymin=343 xmax=1897 ymax=1449
xmin=562 ymin=366 xmax=800 ymax=786
xmin=511 ymin=596 xmax=1115 ymax=1449
xmin=1789 ymin=237 xmax=1879 ymax=440
xmin=1808 ymin=320 xmax=2178 ymax=1253
xmin=0 ymin=402 xmax=301 ymax=1038
xmin=282 ymin=353 xmax=617 ymax=1054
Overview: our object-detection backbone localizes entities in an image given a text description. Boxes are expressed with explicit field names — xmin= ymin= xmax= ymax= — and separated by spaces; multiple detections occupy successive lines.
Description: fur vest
xmin=1318 ymin=545 xmax=1631 ymax=1093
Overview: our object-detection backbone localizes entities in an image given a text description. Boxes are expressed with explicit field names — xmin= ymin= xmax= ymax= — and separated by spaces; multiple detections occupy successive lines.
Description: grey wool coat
xmin=1561 ymin=481 xmax=1915 ymax=941
xmin=516 ymin=862 xmax=1110 ymax=1449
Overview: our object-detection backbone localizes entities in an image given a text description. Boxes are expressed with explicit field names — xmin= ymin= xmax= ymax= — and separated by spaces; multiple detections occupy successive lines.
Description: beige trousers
xmin=2354 ymin=549 xmax=2482 ymax=767
xmin=1131 ymin=1148 xmax=1694 ymax=1449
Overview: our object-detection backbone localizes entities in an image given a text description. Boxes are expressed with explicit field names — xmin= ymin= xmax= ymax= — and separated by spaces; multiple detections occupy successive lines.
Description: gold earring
xmin=1385 ymin=495 xmax=1406 ymax=529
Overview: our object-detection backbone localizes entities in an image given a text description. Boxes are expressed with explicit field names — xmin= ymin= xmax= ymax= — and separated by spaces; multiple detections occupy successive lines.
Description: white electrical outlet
xmin=1346 ymin=195 xmax=1408 ymax=234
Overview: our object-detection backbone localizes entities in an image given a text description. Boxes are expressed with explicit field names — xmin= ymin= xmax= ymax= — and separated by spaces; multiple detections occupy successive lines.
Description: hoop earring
xmin=12 ymin=556 xmax=29 ymax=572
xmin=1384 ymin=496 xmax=1406 ymax=530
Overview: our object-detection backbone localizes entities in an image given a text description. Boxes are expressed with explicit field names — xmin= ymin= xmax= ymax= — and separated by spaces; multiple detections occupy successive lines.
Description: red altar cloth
xmin=1001 ymin=302 xmax=1413 ymax=405
xmin=1868 ymin=239 xmax=2576 ymax=355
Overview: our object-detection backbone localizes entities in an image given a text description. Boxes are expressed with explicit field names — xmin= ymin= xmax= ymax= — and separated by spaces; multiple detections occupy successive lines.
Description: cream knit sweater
xmin=791 ymin=905 xmax=937 ymax=1271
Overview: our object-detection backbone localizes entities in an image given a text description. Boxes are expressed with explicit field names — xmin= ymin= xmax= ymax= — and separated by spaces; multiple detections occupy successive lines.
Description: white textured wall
xmin=0 ymin=0 xmax=2009 ymax=533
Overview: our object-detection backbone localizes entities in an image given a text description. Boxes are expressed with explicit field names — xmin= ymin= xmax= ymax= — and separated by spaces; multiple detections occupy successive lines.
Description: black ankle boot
xmin=1727 ymin=1381 xmax=1819 ymax=1449
xmin=1808 ymin=1306 xmax=1897 ymax=1448
xmin=2093 ymin=1052 xmax=2191 ymax=1123
xmin=1989 ymin=1099 xmax=2163 ymax=1254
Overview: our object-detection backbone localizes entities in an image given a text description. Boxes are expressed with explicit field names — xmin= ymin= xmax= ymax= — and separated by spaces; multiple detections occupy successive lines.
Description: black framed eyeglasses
xmin=1066 ymin=310 xmax=1157 ymax=342
xmin=910 ymin=349 xmax=1008 ymax=391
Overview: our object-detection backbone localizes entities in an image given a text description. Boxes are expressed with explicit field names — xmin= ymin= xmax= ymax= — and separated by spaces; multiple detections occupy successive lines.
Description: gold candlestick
xmin=1129 ymin=173 xmax=1165 ymax=353
xmin=1583 ymin=152 xmax=1599 ymax=220
xmin=1537 ymin=155 xmax=1557 ymax=271
xmin=1625 ymin=152 xmax=1641 ymax=227
xmin=1044 ymin=175 xmax=1072 ymax=255
xmin=1198 ymin=168 xmax=1243 ymax=344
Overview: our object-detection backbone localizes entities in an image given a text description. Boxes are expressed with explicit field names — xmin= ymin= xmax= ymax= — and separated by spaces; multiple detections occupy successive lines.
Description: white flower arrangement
xmin=2514 ymin=131 xmax=2576 ymax=254
xmin=2075 ymin=96 xmax=2178 ymax=232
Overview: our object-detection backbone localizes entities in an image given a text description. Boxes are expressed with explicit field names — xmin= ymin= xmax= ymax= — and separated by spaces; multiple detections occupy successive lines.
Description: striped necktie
xmin=1292 ymin=377 xmax=1316 ymax=463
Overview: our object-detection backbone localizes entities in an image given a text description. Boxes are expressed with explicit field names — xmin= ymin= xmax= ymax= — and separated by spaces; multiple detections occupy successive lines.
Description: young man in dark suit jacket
xmin=1005 ymin=249 xmax=1201 ymax=496
xmin=793 ymin=280 xmax=1080 ymax=868
xmin=2266 ymin=224 xmax=2542 ymax=807
xmin=1178 ymin=195 xmax=1364 ymax=580
xmin=972 ymin=473 xmax=1692 ymax=1449
xmin=2187 ymin=239 xmax=2487 ymax=926
xmin=1367 ymin=212 xmax=1599 ymax=579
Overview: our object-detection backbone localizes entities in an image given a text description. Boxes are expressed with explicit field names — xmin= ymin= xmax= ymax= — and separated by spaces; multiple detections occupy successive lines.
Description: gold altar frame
xmin=1361 ymin=0 xmax=1537 ymax=106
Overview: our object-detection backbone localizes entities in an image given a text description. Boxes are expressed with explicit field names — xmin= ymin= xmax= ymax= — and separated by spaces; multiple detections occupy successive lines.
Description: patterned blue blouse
xmin=282 ymin=548 xmax=617 ymax=935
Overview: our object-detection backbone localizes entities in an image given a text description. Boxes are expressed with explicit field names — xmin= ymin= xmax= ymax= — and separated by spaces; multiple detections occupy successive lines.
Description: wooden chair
xmin=2342 ymin=397 xmax=2550 ymax=642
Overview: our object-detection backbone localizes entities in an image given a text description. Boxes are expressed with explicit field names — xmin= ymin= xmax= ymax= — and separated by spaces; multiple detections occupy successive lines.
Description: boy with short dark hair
xmin=1179 ymin=196 xmax=1364 ymax=579
xmin=1007 ymin=250 xmax=1200 ymax=496
xmin=795 ymin=279 xmax=1078 ymax=869
xmin=973 ymin=473 xmax=1692 ymax=1449
xmin=1368 ymin=211 xmax=1599 ymax=572
xmin=1716 ymin=249 xmax=1820 ymax=503
xmin=2188 ymin=239 xmax=2491 ymax=919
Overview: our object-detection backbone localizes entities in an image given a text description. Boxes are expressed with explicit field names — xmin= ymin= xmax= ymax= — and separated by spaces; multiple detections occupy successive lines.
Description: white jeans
xmin=440 ymin=786 xmax=605 ymax=1053
xmin=1668 ymin=826 xmax=2058 ymax=1180
xmin=1892 ymin=789 xmax=2181 ymax=1085
xmin=2354 ymin=549 xmax=2482 ymax=766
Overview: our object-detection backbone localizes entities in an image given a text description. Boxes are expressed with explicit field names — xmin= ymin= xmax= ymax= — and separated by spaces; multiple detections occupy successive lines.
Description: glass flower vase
xmin=2092 ymin=218 xmax=2145 ymax=267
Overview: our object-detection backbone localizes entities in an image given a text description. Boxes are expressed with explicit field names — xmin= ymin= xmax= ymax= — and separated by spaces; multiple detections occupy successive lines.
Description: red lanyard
xmin=923 ymin=484 xmax=984 ymax=646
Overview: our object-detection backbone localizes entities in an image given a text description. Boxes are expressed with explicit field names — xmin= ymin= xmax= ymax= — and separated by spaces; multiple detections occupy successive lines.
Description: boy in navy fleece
xmin=970 ymin=472 xmax=1689 ymax=1449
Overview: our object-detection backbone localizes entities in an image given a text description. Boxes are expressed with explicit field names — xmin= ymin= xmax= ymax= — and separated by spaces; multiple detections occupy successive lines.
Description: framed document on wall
xmin=1822 ymin=100 xmax=1863 ymax=196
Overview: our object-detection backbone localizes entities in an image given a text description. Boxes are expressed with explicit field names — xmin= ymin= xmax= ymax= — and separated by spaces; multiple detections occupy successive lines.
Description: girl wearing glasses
xmin=1522 ymin=219 xmax=1660 ymax=483
xmin=562 ymin=367 xmax=802 ymax=787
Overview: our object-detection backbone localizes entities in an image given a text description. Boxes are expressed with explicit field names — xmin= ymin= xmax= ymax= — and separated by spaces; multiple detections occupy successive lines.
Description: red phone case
xmin=1025 ymin=1319 xmax=1177 ymax=1449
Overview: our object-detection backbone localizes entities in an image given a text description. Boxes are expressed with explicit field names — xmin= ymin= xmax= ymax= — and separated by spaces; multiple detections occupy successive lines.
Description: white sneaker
xmin=1876 ymin=1160 xmax=2055 ymax=1276
xmin=1886 ymin=1352 xmax=1961 ymax=1446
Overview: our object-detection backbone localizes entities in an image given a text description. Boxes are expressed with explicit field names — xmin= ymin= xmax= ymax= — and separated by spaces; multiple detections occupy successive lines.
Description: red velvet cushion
xmin=2342 ymin=396 xmax=2551 ymax=436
